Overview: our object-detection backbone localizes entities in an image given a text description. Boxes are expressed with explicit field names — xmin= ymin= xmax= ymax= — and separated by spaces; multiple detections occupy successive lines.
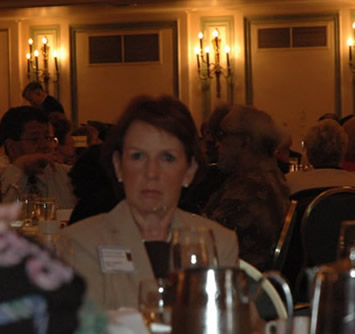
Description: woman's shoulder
xmin=176 ymin=209 xmax=236 ymax=237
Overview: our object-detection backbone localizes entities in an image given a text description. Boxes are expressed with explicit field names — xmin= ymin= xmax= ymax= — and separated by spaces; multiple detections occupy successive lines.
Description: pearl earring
xmin=183 ymin=183 xmax=189 ymax=188
xmin=118 ymin=177 xmax=122 ymax=183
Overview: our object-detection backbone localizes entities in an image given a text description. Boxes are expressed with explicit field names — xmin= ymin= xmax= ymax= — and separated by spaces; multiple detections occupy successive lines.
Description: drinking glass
xmin=34 ymin=197 xmax=57 ymax=222
xmin=337 ymin=220 xmax=355 ymax=259
xmin=169 ymin=226 xmax=218 ymax=273
xmin=138 ymin=278 xmax=174 ymax=334
xmin=20 ymin=193 xmax=37 ymax=227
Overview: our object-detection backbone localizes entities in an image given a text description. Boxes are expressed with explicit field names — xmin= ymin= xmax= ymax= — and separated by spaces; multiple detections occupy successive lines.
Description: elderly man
xmin=203 ymin=105 xmax=290 ymax=271
xmin=286 ymin=119 xmax=355 ymax=195
xmin=0 ymin=106 xmax=76 ymax=209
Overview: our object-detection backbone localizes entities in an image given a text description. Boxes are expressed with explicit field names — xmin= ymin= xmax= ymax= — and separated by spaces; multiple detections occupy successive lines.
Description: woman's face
xmin=113 ymin=121 xmax=197 ymax=215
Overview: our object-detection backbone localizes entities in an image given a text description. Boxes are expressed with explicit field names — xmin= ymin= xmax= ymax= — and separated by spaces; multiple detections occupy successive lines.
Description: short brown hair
xmin=110 ymin=95 xmax=202 ymax=165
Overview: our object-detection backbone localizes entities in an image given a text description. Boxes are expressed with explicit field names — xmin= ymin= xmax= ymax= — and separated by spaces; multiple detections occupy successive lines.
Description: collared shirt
xmin=0 ymin=163 xmax=76 ymax=209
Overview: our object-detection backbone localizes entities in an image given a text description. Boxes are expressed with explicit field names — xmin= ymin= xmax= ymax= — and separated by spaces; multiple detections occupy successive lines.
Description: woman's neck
xmin=129 ymin=204 xmax=176 ymax=241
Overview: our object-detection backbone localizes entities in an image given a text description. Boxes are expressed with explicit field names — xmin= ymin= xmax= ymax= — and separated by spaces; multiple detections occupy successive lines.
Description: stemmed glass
xmin=169 ymin=226 xmax=218 ymax=273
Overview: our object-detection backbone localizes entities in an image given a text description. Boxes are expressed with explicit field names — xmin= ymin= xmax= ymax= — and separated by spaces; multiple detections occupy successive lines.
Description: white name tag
xmin=98 ymin=246 xmax=135 ymax=273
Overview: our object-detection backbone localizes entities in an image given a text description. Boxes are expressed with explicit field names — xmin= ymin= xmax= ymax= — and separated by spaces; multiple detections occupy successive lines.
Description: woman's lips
xmin=141 ymin=189 xmax=161 ymax=197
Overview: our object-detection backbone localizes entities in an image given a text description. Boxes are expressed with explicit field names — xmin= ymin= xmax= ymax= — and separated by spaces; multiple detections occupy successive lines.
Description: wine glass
xmin=169 ymin=226 xmax=218 ymax=273
xmin=138 ymin=278 xmax=174 ymax=334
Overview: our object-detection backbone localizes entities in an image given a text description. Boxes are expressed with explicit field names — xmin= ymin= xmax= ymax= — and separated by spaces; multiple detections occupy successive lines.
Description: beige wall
xmin=0 ymin=1 xmax=354 ymax=149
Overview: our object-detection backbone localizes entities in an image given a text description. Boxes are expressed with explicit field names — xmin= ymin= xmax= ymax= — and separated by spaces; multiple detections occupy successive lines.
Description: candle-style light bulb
xmin=205 ymin=46 xmax=210 ymax=75
xmin=213 ymin=29 xmax=219 ymax=50
xmin=348 ymin=38 xmax=354 ymax=62
xmin=225 ymin=45 xmax=231 ymax=69
xmin=53 ymin=50 xmax=59 ymax=72
xmin=352 ymin=22 xmax=355 ymax=30
xmin=42 ymin=36 xmax=47 ymax=55
xmin=198 ymin=32 xmax=203 ymax=52
xmin=34 ymin=50 xmax=39 ymax=71
xmin=26 ymin=53 xmax=31 ymax=73
xmin=28 ymin=38 xmax=33 ymax=54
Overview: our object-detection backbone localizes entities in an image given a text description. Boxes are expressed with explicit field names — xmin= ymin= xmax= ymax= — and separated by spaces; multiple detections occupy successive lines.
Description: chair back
xmin=301 ymin=186 xmax=355 ymax=267
xmin=271 ymin=200 xmax=298 ymax=271
xmin=240 ymin=259 xmax=288 ymax=320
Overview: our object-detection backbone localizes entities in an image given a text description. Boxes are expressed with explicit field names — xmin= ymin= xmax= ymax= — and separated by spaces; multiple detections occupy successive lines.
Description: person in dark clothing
xmin=22 ymin=81 xmax=65 ymax=115
xmin=68 ymin=144 xmax=124 ymax=224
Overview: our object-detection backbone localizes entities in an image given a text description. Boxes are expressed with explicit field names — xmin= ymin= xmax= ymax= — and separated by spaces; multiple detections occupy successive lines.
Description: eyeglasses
xmin=19 ymin=136 xmax=59 ymax=145
xmin=215 ymin=129 xmax=245 ymax=141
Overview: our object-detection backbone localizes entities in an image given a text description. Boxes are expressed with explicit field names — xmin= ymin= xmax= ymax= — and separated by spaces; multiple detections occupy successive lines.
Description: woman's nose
xmin=145 ymin=159 xmax=159 ymax=178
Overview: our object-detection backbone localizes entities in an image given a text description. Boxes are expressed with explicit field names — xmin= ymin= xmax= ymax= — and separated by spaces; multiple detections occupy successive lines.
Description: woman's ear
xmin=183 ymin=158 xmax=198 ymax=187
xmin=112 ymin=151 xmax=123 ymax=181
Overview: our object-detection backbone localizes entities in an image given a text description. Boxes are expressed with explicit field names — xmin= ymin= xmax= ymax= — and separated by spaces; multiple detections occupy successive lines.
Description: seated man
xmin=0 ymin=106 xmax=76 ymax=209
xmin=286 ymin=119 xmax=355 ymax=195
xmin=203 ymin=105 xmax=290 ymax=271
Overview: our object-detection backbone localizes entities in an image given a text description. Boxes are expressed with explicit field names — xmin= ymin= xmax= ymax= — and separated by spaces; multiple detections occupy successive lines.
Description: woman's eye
xmin=162 ymin=152 xmax=176 ymax=162
xmin=131 ymin=152 xmax=143 ymax=160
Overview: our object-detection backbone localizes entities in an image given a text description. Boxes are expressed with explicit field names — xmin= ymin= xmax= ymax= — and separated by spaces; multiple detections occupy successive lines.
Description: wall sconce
xmin=195 ymin=29 xmax=231 ymax=98
xmin=26 ymin=36 xmax=60 ymax=93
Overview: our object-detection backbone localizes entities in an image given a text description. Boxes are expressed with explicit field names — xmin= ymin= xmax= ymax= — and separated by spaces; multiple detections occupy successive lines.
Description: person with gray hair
xmin=203 ymin=104 xmax=290 ymax=271
xmin=286 ymin=119 xmax=355 ymax=195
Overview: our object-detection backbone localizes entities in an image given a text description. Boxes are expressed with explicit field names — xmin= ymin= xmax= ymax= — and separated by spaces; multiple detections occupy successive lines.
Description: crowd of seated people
xmin=3 ymin=83 xmax=355 ymax=331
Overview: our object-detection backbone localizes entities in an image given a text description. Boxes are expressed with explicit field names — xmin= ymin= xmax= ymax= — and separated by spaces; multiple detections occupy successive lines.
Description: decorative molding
xmin=69 ymin=21 xmax=178 ymax=127
xmin=244 ymin=13 xmax=341 ymax=116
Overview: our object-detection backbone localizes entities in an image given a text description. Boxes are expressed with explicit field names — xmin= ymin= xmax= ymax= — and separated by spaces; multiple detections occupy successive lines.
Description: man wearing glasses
xmin=0 ymin=106 xmax=76 ymax=209
xmin=203 ymin=105 xmax=290 ymax=271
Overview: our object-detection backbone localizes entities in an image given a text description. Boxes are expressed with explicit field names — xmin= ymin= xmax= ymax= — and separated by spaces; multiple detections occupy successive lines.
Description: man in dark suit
xmin=22 ymin=81 xmax=65 ymax=115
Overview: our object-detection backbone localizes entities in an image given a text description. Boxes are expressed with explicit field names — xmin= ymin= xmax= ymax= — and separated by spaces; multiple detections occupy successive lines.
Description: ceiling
xmin=0 ymin=0 xmax=348 ymax=10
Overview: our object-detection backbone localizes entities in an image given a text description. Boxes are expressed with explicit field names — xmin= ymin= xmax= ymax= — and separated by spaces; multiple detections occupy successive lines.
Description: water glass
xmin=34 ymin=198 xmax=57 ymax=222
xmin=138 ymin=278 xmax=174 ymax=334
xmin=169 ymin=226 xmax=218 ymax=273
xmin=20 ymin=193 xmax=37 ymax=226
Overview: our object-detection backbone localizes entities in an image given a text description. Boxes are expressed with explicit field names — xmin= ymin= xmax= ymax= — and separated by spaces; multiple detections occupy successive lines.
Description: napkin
xmin=107 ymin=308 xmax=150 ymax=334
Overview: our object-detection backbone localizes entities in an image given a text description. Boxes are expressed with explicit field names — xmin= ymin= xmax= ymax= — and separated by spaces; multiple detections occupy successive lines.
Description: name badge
xmin=98 ymin=246 xmax=135 ymax=273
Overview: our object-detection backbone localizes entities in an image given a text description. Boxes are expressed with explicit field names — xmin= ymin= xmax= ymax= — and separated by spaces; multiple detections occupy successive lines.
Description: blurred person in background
xmin=203 ymin=104 xmax=290 ymax=271
xmin=22 ymin=81 xmax=65 ymax=116
xmin=286 ymin=119 xmax=355 ymax=195
xmin=0 ymin=106 xmax=76 ymax=209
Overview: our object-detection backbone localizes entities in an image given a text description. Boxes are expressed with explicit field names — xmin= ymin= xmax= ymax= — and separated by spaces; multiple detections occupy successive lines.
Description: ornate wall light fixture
xmin=195 ymin=28 xmax=231 ymax=98
xmin=26 ymin=36 xmax=59 ymax=93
